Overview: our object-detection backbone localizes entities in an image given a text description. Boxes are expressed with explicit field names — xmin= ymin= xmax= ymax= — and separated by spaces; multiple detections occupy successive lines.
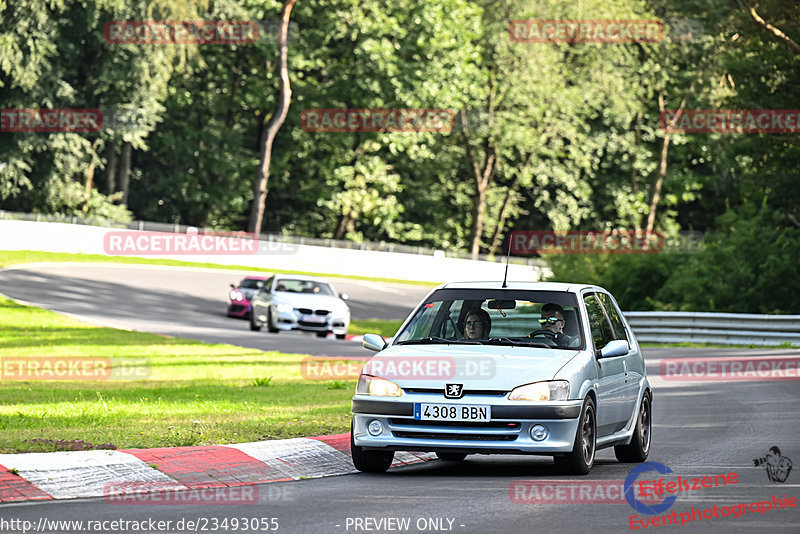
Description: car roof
xmin=273 ymin=273 xmax=331 ymax=283
xmin=242 ymin=275 xmax=270 ymax=281
xmin=438 ymin=280 xmax=606 ymax=294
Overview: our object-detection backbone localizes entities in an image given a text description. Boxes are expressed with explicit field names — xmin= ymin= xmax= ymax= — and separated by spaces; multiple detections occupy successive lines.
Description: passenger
xmin=463 ymin=309 xmax=491 ymax=340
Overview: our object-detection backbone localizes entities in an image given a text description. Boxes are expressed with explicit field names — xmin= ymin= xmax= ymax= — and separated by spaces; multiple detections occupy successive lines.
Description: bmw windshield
xmin=394 ymin=289 xmax=584 ymax=350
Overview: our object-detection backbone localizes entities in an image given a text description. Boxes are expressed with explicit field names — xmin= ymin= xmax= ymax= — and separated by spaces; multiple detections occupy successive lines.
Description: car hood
xmin=364 ymin=344 xmax=580 ymax=391
xmin=275 ymin=293 xmax=348 ymax=312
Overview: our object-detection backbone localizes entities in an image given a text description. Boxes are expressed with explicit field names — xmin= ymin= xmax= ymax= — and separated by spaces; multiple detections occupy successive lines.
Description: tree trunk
xmin=105 ymin=143 xmax=117 ymax=194
xmin=461 ymin=110 xmax=497 ymax=260
xmin=82 ymin=140 xmax=102 ymax=213
xmin=646 ymin=89 xmax=690 ymax=232
xmin=118 ymin=141 xmax=132 ymax=206
xmin=489 ymin=179 xmax=517 ymax=255
xmin=748 ymin=6 xmax=800 ymax=55
xmin=248 ymin=0 xmax=298 ymax=236
xmin=646 ymin=133 xmax=670 ymax=233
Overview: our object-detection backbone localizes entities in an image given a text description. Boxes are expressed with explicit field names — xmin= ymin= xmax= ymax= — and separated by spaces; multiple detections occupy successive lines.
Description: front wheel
xmin=554 ymin=397 xmax=596 ymax=475
xmin=615 ymin=393 xmax=651 ymax=463
xmin=266 ymin=309 xmax=279 ymax=333
xmin=336 ymin=334 xmax=347 ymax=340
xmin=350 ymin=422 xmax=393 ymax=473
xmin=316 ymin=331 xmax=329 ymax=338
xmin=249 ymin=310 xmax=262 ymax=331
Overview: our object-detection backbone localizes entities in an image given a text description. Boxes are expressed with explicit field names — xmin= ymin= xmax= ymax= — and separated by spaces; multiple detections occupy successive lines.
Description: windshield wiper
xmin=395 ymin=336 xmax=451 ymax=345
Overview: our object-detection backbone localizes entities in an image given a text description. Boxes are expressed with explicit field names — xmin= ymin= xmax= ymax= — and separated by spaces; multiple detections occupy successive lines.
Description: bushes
xmin=545 ymin=204 xmax=800 ymax=313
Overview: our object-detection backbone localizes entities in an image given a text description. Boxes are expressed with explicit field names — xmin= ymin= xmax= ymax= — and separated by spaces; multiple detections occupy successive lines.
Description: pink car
xmin=227 ymin=276 xmax=269 ymax=318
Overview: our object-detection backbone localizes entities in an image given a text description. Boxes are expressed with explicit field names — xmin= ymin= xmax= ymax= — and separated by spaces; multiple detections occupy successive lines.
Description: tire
xmin=554 ymin=397 xmax=596 ymax=476
xmin=316 ymin=331 xmax=329 ymax=338
xmin=266 ymin=309 xmax=279 ymax=333
xmin=350 ymin=422 xmax=393 ymax=473
xmin=336 ymin=334 xmax=347 ymax=340
xmin=615 ymin=393 xmax=651 ymax=463
xmin=249 ymin=309 xmax=262 ymax=331
xmin=436 ymin=452 xmax=467 ymax=462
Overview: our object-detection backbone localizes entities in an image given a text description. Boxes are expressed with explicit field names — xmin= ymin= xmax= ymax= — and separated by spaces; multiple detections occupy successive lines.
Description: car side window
xmin=583 ymin=294 xmax=614 ymax=350
xmin=597 ymin=293 xmax=628 ymax=343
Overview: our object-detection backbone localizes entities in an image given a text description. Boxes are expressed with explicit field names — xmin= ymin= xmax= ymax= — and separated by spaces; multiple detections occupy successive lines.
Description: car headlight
xmin=508 ymin=380 xmax=569 ymax=401
xmin=356 ymin=374 xmax=401 ymax=397
xmin=229 ymin=290 xmax=244 ymax=301
xmin=276 ymin=303 xmax=293 ymax=313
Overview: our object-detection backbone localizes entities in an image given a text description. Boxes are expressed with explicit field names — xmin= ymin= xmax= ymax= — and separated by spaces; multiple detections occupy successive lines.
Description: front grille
xmin=229 ymin=304 xmax=245 ymax=312
xmin=390 ymin=419 xmax=520 ymax=429
xmin=297 ymin=308 xmax=312 ymax=314
xmin=393 ymin=431 xmax=517 ymax=441
xmin=315 ymin=309 xmax=330 ymax=316
xmin=298 ymin=321 xmax=327 ymax=327
xmin=403 ymin=388 xmax=509 ymax=397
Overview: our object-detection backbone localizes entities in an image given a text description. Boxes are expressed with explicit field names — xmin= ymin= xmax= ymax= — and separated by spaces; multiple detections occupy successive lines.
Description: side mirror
xmin=599 ymin=339 xmax=629 ymax=359
xmin=363 ymin=333 xmax=387 ymax=352
xmin=229 ymin=283 xmax=235 ymax=288
xmin=339 ymin=292 xmax=350 ymax=301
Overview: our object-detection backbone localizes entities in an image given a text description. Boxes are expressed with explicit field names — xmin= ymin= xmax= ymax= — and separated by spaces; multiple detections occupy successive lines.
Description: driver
xmin=530 ymin=303 xmax=574 ymax=346
xmin=463 ymin=309 xmax=491 ymax=340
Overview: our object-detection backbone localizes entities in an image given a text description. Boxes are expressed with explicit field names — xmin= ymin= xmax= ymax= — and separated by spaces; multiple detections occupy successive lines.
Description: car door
xmin=583 ymin=291 xmax=628 ymax=436
xmin=596 ymin=292 xmax=640 ymax=421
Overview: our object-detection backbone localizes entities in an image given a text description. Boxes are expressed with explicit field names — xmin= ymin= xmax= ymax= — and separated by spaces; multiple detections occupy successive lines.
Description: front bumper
xmin=274 ymin=309 xmax=349 ymax=335
xmin=227 ymin=301 xmax=251 ymax=317
xmin=351 ymin=395 xmax=582 ymax=454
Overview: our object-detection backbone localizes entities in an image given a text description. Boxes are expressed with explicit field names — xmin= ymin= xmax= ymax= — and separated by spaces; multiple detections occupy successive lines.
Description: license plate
xmin=414 ymin=403 xmax=490 ymax=422
xmin=302 ymin=314 xmax=326 ymax=323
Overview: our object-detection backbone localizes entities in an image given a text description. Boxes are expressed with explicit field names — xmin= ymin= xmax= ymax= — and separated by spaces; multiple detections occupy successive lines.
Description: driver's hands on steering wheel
xmin=529 ymin=329 xmax=572 ymax=346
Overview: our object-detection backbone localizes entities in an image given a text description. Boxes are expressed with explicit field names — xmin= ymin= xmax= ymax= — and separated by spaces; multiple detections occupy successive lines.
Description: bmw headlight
xmin=276 ymin=303 xmax=293 ymax=313
xmin=356 ymin=374 xmax=401 ymax=397
xmin=229 ymin=290 xmax=244 ymax=301
xmin=508 ymin=380 xmax=569 ymax=401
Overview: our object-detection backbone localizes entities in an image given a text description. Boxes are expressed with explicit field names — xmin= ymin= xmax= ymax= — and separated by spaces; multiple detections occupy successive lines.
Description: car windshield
xmin=240 ymin=279 xmax=265 ymax=289
xmin=274 ymin=279 xmax=334 ymax=296
xmin=394 ymin=288 xmax=584 ymax=350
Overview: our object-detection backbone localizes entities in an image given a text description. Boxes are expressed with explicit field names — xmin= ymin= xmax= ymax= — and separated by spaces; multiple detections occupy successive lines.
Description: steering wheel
xmin=529 ymin=329 xmax=558 ymax=340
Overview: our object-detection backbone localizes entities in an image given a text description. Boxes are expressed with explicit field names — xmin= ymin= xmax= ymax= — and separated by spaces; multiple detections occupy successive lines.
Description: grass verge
xmin=347 ymin=319 xmax=404 ymax=339
xmin=0 ymin=250 xmax=437 ymax=286
xmin=0 ymin=295 xmax=364 ymax=453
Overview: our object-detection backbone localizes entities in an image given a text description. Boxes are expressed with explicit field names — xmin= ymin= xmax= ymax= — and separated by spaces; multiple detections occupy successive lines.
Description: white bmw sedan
xmin=249 ymin=274 xmax=350 ymax=339
xmin=351 ymin=281 xmax=651 ymax=475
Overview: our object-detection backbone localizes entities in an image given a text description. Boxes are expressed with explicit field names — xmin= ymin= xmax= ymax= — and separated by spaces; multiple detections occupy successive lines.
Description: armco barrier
xmin=624 ymin=311 xmax=800 ymax=347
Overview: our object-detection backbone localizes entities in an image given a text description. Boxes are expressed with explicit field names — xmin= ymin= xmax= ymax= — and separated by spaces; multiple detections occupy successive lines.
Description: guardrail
xmin=0 ymin=209 xmax=540 ymax=267
xmin=624 ymin=311 xmax=800 ymax=347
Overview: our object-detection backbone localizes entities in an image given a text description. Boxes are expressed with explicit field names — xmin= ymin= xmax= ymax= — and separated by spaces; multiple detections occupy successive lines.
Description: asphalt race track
xmin=0 ymin=263 xmax=434 ymax=357
xmin=1 ymin=263 xmax=798 ymax=533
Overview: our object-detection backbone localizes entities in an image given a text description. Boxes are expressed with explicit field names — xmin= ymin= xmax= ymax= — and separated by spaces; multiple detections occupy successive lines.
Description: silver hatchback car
xmin=351 ymin=281 xmax=651 ymax=475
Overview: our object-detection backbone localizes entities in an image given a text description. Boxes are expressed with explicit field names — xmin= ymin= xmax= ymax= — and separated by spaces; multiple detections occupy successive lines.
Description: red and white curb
xmin=0 ymin=434 xmax=434 ymax=503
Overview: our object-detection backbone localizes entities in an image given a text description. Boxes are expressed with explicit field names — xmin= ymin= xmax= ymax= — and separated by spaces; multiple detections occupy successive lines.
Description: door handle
xmin=623 ymin=360 xmax=628 ymax=383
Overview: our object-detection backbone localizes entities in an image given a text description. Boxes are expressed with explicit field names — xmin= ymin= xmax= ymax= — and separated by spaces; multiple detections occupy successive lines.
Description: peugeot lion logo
xmin=445 ymin=383 xmax=464 ymax=399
